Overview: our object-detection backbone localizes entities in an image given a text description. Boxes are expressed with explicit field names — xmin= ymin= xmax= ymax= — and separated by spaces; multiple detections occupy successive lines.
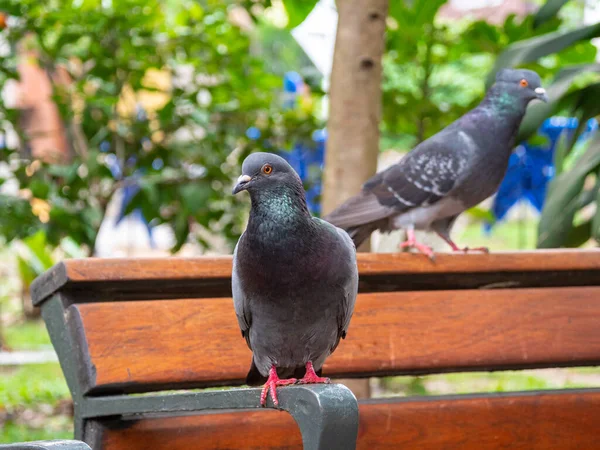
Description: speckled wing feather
xmin=325 ymin=129 xmax=475 ymax=229
xmin=366 ymin=130 xmax=473 ymax=210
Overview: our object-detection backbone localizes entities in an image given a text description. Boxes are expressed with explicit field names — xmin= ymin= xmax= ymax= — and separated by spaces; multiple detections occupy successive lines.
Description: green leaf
xmin=538 ymin=136 xmax=600 ymax=248
xmin=179 ymin=182 xmax=212 ymax=213
xmin=488 ymin=22 xmax=600 ymax=86
xmin=563 ymin=82 xmax=600 ymax=157
xmin=172 ymin=214 xmax=190 ymax=253
xmin=282 ymin=0 xmax=318 ymax=29
xmin=592 ymin=182 xmax=600 ymax=244
xmin=465 ymin=206 xmax=495 ymax=223
xmin=533 ymin=0 xmax=571 ymax=29
xmin=413 ymin=0 xmax=447 ymax=26
xmin=29 ymin=179 xmax=51 ymax=199
xmin=566 ymin=219 xmax=592 ymax=248
xmin=567 ymin=221 xmax=594 ymax=247
xmin=14 ymin=230 xmax=55 ymax=286
xmin=17 ymin=255 xmax=38 ymax=287
xmin=22 ymin=230 xmax=54 ymax=270
xmin=553 ymin=128 xmax=571 ymax=176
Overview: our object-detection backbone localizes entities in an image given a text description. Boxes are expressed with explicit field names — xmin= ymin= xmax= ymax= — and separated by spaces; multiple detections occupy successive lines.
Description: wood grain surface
xmin=71 ymin=286 xmax=600 ymax=394
xmin=32 ymin=250 xmax=600 ymax=305
xmin=98 ymin=389 xmax=600 ymax=449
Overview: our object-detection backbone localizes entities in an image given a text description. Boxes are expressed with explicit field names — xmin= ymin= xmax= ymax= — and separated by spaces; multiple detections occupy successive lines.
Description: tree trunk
xmin=322 ymin=0 xmax=388 ymax=227
xmin=324 ymin=0 xmax=389 ymax=399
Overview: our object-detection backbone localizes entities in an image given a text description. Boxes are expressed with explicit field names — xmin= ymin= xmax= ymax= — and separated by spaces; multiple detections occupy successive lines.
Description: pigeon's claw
xmin=260 ymin=366 xmax=296 ymax=407
xmin=297 ymin=361 xmax=330 ymax=384
xmin=462 ymin=246 xmax=489 ymax=254
xmin=399 ymin=228 xmax=435 ymax=260
xmin=435 ymin=232 xmax=489 ymax=254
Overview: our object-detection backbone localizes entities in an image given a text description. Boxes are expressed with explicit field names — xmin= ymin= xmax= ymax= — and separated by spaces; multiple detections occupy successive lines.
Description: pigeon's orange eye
xmin=520 ymin=79 xmax=529 ymax=88
xmin=262 ymin=164 xmax=273 ymax=175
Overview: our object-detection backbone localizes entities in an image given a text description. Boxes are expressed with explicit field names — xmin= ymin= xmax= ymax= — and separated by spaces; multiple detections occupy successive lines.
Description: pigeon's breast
xmin=236 ymin=233 xmax=335 ymax=299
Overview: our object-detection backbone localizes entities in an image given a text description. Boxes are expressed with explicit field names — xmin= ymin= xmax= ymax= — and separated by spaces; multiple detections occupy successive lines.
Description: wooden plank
xmin=31 ymin=250 xmax=600 ymax=305
xmin=72 ymin=287 xmax=600 ymax=394
xmin=99 ymin=389 xmax=600 ymax=449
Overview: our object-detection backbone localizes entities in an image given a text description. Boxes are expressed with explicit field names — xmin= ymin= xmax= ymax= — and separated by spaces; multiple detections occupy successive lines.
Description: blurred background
xmin=1 ymin=0 xmax=599 ymax=442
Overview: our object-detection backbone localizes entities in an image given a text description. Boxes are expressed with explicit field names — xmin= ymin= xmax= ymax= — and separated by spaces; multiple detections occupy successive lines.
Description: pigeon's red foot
xmin=399 ymin=228 xmax=435 ymax=260
xmin=298 ymin=361 xmax=330 ymax=384
xmin=260 ymin=366 xmax=296 ymax=407
xmin=436 ymin=233 xmax=489 ymax=254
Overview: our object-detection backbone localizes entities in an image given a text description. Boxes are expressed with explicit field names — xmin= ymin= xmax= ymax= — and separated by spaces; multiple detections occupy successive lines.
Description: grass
xmin=2 ymin=420 xmax=72 ymax=444
xmin=0 ymin=364 xmax=72 ymax=444
xmin=459 ymin=216 xmax=539 ymax=251
xmin=3 ymin=320 xmax=52 ymax=350
xmin=0 ymin=364 xmax=69 ymax=410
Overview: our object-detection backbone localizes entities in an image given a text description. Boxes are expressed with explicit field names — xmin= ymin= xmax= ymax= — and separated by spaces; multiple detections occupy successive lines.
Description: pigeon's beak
xmin=535 ymin=87 xmax=549 ymax=103
xmin=233 ymin=174 xmax=252 ymax=195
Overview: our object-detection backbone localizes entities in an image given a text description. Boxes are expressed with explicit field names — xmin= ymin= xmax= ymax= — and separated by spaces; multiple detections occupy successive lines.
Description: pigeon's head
xmin=494 ymin=68 xmax=548 ymax=103
xmin=233 ymin=152 xmax=302 ymax=195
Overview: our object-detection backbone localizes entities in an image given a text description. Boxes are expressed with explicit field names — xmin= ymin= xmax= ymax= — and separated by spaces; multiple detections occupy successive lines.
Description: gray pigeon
xmin=232 ymin=152 xmax=358 ymax=407
xmin=325 ymin=68 xmax=548 ymax=258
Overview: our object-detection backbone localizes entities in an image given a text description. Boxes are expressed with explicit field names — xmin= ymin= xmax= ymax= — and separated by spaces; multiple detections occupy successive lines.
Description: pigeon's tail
xmin=245 ymin=360 xmax=323 ymax=386
xmin=324 ymin=191 xmax=392 ymax=247
xmin=346 ymin=223 xmax=380 ymax=248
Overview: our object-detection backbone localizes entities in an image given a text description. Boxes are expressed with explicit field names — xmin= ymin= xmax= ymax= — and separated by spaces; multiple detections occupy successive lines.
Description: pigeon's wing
xmin=324 ymin=190 xmax=395 ymax=229
xmin=336 ymin=226 xmax=358 ymax=341
xmin=367 ymin=130 xmax=473 ymax=211
xmin=325 ymin=129 xmax=475 ymax=229
xmin=232 ymin=241 xmax=252 ymax=349
xmin=315 ymin=219 xmax=358 ymax=353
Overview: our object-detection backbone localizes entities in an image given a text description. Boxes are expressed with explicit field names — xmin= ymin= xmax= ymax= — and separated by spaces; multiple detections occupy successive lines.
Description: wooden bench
xmin=0 ymin=441 xmax=91 ymax=450
xmin=31 ymin=250 xmax=600 ymax=449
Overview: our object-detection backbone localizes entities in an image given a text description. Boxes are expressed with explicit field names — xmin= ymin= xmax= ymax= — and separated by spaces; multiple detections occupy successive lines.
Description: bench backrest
xmin=33 ymin=251 xmax=600 ymax=395
xmin=32 ymin=251 xmax=600 ymax=449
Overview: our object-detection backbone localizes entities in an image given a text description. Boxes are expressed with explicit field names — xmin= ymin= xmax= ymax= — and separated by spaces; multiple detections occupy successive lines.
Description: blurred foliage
xmin=3 ymin=318 xmax=50 ymax=350
xmin=0 ymin=364 xmax=72 ymax=444
xmin=0 ymin=0 xmax=320 ymax=254
xmin=482 ymin=0 xmax=600 ymax=248
xmin=381 ymin=0 xmax=594 ymax=151
xmin=14 ymin=231 xmax=54 ymax=289
xmin=253 ymin=16 xmax=320 ymax=83
xmin=0 ymin=0 xmax=598 ymax=253
xmin=0 ymin=364 xmax=69 ymax=410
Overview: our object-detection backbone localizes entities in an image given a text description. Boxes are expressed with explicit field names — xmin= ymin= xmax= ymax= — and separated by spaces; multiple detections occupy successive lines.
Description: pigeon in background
xmin=325 ymin=68 xmax=548 ymax=258
xmin=232 ymin=152 xmax=358 ymax=407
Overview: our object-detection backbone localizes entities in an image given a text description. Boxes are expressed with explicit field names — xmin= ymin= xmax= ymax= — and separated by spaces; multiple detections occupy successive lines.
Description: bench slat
xmin=32 ymin=251 xmax=600 ymax=304
xmin=97 ymin=389 xmax=600 ymax=449
xmin=71 ymin=286 xmax=600 ymax=394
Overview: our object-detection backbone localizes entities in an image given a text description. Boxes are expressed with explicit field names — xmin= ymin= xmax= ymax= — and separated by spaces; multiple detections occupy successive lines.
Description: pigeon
xmin=325 ymin=68 xmax=548 ymax=258
xmin=232 ymin=152 xmax=358 ymax=407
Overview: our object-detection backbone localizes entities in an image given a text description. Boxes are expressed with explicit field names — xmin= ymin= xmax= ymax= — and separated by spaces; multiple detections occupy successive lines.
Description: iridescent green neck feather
xmin=249 ymin=182 xmax=311 ymax=230
xmin=481 ymin=85 xmax=527 ymax=117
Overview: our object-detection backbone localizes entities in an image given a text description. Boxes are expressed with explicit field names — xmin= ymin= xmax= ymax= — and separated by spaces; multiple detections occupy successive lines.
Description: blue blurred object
xmin=246 ymin=126 xmax=261 ymax=140
xmin=279 ymin=129 xmax=326 ymax=215
xmin=104 ymin=106 xmax=155 ymax=247
xmin=488 ymin=117 xmax=598 ymax=230
xmin=283 ymin=71 xmax=304 ymax=109
xmin=275 ymin=72 xmax=325 ymax=214
xmin=114 ymin=175 xmax=155 ymax=247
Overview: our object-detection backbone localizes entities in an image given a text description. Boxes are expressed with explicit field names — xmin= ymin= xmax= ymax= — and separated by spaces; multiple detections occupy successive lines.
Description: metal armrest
xmin=81 ymin=384 xmax=359 ymax=450
xmin=0 ymin=441 xmax=91 ymax=450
